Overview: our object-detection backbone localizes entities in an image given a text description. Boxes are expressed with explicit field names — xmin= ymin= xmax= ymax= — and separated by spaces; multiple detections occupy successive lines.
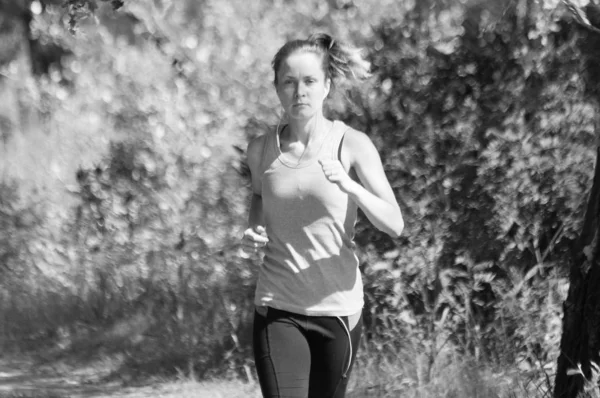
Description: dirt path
xmin=0 ymin=355 xmax=369 ymax=398
xmin=0 ymin=355 xmax=261 ymax=398
xmin=0 ymin=356 xmax=123 ymax=398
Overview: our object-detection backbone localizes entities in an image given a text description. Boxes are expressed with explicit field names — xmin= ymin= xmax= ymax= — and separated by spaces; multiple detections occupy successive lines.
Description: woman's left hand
xmin=319 ymin=159 xmax=356 ymax=194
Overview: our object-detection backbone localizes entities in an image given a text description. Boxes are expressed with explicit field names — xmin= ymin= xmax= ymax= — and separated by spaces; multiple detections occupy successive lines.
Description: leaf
xmin=566 ymin=367 xmax=583 ymax=376
xmin=370 ymin=261 xmax=392 ymax=272
xmin=436 ymin=306 xmax=451 ymax=329
xmin=383 ymin=249 xmax=400 ymax=259
xmin=399 ymin=310 xmax=417 ymax=326
xmin=523 ymin=264 xmax=540 ymax=283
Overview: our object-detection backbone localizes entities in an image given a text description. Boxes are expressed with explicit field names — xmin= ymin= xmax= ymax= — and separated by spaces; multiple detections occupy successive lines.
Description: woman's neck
xmin=286 ymin=113 xmax=325 ymax=145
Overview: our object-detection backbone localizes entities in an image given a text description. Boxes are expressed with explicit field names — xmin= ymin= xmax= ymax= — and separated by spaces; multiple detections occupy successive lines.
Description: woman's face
xmin=275 ymin=51 xmax=330 ymax=121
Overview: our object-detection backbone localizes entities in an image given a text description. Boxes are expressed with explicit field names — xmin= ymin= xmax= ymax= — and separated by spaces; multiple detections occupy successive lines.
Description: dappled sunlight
xmin=1 ymin=0 xmax=600 ymax=396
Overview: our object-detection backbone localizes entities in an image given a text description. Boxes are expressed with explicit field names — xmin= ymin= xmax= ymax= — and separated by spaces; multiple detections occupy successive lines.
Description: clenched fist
xmin=319 ymin=159 xmax=355 ymax=194
xmin=242 ymin=225 xmax=269 ymax=253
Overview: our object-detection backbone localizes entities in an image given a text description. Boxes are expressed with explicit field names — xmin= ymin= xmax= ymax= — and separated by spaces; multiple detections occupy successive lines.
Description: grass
xmin=0 ymin=254 xmax=567 ymax=398
xmin=347 ymin=356 xmax=552 ymax=398
xmin=88 ymin=380 xmax=262 ymax=398
xmin=0 ymin=339 xmax=557 ymax=398
xmin=0 ymin=308 xmax=561 ymax=398
xmin=0 ymin=381 xmax=260 ymax=398
xmin=95 ymin=359 xmax=554 ymax=398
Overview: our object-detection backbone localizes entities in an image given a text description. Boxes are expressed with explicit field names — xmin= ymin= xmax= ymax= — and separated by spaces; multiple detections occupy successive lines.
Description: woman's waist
xmin=254 ymin=273 xmax=364 ymax=317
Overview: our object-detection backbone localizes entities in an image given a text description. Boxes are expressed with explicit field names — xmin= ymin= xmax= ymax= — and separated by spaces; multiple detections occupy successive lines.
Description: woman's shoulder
xmin=337 ymin=122 xmax=374 ymax=150
xmin=247 ymin=127 xmax=275 ymax=169
xmin=248 ymin=133 xmax=268 ymax=154
xmin=336 ymin=121 xmax=379 ymax=165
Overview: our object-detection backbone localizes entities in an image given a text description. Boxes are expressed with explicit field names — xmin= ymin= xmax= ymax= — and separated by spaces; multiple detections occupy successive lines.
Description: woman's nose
xmin=294 ymin=83 xmax=306 ymax=98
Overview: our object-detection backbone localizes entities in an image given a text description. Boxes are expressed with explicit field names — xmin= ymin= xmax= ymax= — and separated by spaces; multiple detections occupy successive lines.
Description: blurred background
xmin=0 ymin=0 xmax=599 ymax=396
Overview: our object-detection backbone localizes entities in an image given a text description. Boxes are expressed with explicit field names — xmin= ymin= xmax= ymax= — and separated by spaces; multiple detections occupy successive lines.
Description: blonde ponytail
xmin=307 ymin=33 xmax=371 ymax=84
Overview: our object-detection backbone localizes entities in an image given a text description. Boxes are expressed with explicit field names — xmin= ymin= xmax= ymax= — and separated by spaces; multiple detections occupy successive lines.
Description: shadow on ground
xmin=0 ymin=357 xmax=124 ymax=398
xmin=0 ymin=313 xmax=161 ymax=398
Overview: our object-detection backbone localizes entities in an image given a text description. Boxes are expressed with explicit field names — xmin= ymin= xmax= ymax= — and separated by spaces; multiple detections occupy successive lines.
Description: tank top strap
xmin=257 ymin=125 xmax=281 ymax=177
xmin=327 ymin=121 xmax=352 ymax=161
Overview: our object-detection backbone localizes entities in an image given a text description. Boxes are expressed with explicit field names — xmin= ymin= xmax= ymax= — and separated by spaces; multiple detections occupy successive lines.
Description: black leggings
xmin=253 ymin=307 xmax=362 ymax=398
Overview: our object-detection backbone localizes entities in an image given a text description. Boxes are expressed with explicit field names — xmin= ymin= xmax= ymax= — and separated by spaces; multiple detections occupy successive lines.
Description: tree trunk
xmin=554 ymin=147 xmax=600 ymax=398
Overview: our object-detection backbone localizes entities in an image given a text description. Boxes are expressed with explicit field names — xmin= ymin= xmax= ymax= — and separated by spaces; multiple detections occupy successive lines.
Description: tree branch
xmin=562 ymin=0 xmax=600 ymax=35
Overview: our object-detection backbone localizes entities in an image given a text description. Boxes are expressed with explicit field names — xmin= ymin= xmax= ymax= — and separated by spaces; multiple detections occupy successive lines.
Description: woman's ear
xmin=324 ymin=78 xmax=331 ymax=99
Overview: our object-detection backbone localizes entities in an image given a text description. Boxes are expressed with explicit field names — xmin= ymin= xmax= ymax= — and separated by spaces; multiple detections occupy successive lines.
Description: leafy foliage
xmin=0 ymin=0 xmax=598 ymax=392
xmin=63 ymin=0 xmax=124 ymax=33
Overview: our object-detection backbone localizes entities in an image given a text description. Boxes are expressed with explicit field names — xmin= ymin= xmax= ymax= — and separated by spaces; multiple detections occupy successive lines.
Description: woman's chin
xmin=288 ymin=109 xmax=316 ymax=120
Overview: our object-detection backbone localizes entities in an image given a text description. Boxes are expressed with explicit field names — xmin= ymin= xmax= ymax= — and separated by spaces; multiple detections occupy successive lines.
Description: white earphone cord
xmin=336 ymin=316 xmax=353 ymax=378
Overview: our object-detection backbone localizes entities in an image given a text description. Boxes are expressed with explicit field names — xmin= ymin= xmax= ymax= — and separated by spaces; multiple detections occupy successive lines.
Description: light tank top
xmin=254 ymin=120 xmax=363 ymax=316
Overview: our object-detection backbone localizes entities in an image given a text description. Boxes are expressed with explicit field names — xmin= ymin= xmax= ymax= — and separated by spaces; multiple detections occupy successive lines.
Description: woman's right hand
xmin=242 ymin=225 xmax=269 ymax=253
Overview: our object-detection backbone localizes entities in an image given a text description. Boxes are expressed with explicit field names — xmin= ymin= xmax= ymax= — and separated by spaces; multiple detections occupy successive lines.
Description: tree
xmin=553 ymin=1 xmax=600 ymax=396
xmin=554 ymin=147 xmax=600 ymax=397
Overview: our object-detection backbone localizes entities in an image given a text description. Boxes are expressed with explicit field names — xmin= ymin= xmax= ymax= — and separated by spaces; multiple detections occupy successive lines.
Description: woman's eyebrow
xmin=279 ymin=74 xmax=319 ymax=82
xmin=282 ymin=73 xmax=318 ymax=78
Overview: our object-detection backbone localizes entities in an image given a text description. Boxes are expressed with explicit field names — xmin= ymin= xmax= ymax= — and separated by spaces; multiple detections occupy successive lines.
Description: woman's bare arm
xmin=320 ymin=129 xmax=403 ymax=237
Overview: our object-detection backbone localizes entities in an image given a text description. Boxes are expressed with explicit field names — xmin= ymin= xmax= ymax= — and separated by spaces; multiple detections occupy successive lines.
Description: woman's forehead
xmin=278 ymin=51 xmax=324 ymax=75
